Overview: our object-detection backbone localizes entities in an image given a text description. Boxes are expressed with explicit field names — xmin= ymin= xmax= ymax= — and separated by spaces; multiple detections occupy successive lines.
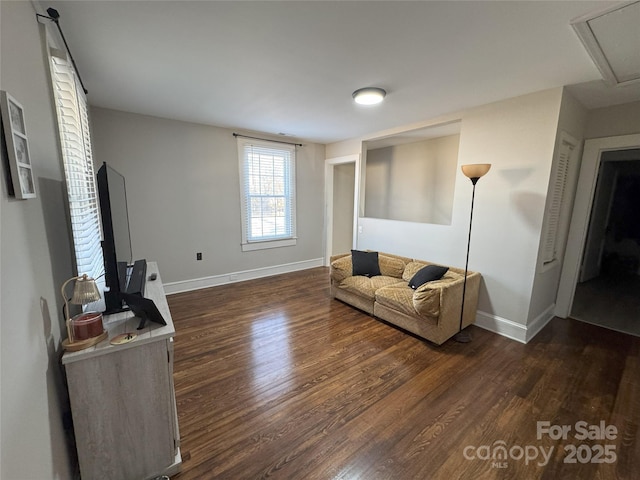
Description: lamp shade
xmin=461 ymin=164 xmax=491 ymax=179
xmin=70 ymin=274 xmax=101 ymax=305
xmin=352 ymin=87 xmax=386 ymax=105
xmin=61 ymin=274 xmax=106 ymax=349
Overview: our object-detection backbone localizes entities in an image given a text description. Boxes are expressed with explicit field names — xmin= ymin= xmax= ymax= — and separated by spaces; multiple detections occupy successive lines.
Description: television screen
xmin=97 ymin=162 xmax=135 ymax=313
xmin=105 ymin=166 xmax=132 ymax=266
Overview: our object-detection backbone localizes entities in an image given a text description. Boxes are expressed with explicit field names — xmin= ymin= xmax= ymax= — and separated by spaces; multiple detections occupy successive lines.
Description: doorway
xmin=572 ymin=151 xmax=640 ymax=336
xmin=324 ymin=154 xmax=360 ymax=265
xmin=556 ymin=134 xmax=640 ymax=336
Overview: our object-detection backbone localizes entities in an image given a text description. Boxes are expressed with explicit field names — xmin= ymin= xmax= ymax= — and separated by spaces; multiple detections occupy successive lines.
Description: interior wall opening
xmin=571 ymin=149 xmax=640 ymax=336
xmin=362 ymin=121 xmax=461 ymax=225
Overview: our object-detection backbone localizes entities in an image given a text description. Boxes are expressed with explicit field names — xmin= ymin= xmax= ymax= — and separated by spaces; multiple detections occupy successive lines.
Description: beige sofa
xmin=330 ymin=252 xmax=481 ymax=345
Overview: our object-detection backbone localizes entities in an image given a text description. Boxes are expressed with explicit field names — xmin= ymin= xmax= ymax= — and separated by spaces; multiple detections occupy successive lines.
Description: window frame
xmin=237 ymin=137 xmax=297 ymax=251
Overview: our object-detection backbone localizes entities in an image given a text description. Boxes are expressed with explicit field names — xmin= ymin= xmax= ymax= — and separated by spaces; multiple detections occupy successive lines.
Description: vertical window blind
xmin=50 ymin=52 xmax=104 ymax=284
xmin=238 ymin=139 xmax=296 ymax=249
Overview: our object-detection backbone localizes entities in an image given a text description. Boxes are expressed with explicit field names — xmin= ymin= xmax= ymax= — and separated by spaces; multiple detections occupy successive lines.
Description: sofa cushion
xmin=338 ymin=275 xmax=404 ymax=300
xmin=351 ymin=250 xmax=381 ymax=277
xmin=402 ymin=261 xmax=428 ymax=282
xmin=408 ymin=265 xmax=449 ymax=289
xmin=375 ymin=283 xmax=424 ymax=318
xmin=378 ymin=254 xmax=407 ymax=279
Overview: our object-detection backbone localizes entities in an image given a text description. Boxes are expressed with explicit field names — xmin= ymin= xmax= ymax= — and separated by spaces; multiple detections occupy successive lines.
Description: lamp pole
xmin=454 ymin=177 xmax=479 ymax=343
xmin=454 ymin=164 xmax=490 ymax=343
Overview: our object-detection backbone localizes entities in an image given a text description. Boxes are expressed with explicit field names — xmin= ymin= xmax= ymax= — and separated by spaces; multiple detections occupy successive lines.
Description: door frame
xmin=555 ymin=133 xmax=640 ymax=317
xmin=324 ymin=154 xmax=360 ymax=266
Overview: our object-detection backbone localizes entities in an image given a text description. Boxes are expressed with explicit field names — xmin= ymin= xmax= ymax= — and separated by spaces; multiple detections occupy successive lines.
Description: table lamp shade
xmin=70 ymin=274 xmax=101 ymax=305
xmin=61 ymin=274 xmax=106 ymax=351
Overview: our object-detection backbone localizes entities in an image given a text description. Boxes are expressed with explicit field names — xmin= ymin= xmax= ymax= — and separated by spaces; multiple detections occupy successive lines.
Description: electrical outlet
xmin=229 ymin=274 xmax=238 ymax=281
xmin=196 ymin=252 xmax=202 ymax=261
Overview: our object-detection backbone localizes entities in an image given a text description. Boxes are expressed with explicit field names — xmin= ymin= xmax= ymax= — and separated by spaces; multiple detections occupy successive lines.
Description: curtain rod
xmin=37 ymin=8 xmax=88 ymax=94
xmin=233 ymin=133 xmax=302 ymax=147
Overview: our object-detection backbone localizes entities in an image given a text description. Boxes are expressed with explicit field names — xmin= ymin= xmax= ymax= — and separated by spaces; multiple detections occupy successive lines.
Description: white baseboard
xmin=163 ymin=258 xmax=324 ymax=295
xmin=524 ymin=304 xmax=556 ymax=342
xmin=474 ymin=304 xmax=555 ymax=344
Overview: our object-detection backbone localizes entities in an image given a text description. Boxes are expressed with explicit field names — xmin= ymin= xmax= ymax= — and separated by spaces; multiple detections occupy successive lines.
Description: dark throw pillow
xmin=351 ymin=250 xmax=381 ymax=277
xmin=408 ymin=265 xmax=449 ymax=290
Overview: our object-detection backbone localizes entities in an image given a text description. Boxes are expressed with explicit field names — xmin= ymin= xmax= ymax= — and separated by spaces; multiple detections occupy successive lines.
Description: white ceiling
xmin=42 ymin=0 xmax=640 ymax=144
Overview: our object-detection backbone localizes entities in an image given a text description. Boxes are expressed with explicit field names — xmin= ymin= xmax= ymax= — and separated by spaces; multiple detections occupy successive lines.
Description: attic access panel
xmin=572 ymin=1 xmax=640 ymax=86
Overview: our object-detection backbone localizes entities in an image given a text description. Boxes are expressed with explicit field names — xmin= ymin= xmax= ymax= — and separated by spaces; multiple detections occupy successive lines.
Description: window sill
xmin=241 ymin=238 xmax=297 ymax=252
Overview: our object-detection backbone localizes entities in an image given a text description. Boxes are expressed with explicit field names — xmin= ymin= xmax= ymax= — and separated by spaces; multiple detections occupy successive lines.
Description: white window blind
xmin=542 ymin=137 xmax=575 ymax=264
xmin=238 ymin=138 xmax=297 ymax=251
xmin=50 ymin=53 xmax=105 ymax=283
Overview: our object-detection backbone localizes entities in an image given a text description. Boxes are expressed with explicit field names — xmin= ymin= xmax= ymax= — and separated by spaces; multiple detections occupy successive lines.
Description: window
xmin=237 ymin=138 xmax=296 ymax=251
xmin=49 ymin=51 xmax=105 ymax=285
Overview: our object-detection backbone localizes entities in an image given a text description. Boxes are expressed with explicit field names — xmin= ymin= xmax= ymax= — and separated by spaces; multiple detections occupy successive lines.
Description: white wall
xmin=585 ymin=101 xmax=640 ymax=139
xmin=328 ymin=88 xmax=565 ymax=340
xmin=1 ymin=1 xmax=76 ymax=478
xmin=90 ymin=108 xmax=326 ymax=291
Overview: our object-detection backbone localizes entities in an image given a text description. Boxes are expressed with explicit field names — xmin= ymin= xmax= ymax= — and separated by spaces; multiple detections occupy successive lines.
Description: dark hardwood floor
xmin=168 ymin=267 xmax=640 ymax=479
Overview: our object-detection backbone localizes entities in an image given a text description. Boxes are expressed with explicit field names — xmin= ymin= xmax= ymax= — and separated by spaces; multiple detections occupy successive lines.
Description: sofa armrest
xmin=412 ymin=281 xmax=449 ymax=317
xmin=330 ymin=254 xmax=352 ymax=284
xmin=413 ymin=271 xmax=481 ymax=324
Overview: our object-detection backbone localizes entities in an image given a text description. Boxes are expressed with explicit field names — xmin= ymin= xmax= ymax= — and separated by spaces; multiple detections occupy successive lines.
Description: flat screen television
xmin=97 ymin=162 xmax=146 ymax=313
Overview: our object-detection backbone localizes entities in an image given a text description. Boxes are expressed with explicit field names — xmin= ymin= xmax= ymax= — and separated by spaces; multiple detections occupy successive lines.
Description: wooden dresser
xmin=62 ymin=262 xmax=181 ymax=479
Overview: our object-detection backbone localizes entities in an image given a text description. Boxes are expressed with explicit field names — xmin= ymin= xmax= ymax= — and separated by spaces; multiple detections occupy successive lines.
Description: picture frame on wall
xmin=1 ymin=90 xmax=36 ymax=199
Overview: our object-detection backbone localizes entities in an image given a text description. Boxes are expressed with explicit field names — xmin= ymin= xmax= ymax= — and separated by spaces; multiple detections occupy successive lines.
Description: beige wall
xmin=90 ymin=108 xmax=326 ymax=287
xmin=1 ymin=2 xmax=76 ymax=478
xmin=364 ymin=135 xmax=459 ymax=224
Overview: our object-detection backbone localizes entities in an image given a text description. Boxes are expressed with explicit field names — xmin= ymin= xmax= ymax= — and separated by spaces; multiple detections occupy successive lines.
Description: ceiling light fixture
xmin=352 ymin=87 xmax=386 ymax=105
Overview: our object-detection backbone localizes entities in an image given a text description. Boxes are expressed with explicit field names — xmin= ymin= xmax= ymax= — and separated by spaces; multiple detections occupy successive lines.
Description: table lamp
xmin=61 ymin=274 xmax=107 ymax=351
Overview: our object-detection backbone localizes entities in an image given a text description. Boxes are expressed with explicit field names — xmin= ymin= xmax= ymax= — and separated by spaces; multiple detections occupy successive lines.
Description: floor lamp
xmin=454 ymin=163 xmax=491 ymax=343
